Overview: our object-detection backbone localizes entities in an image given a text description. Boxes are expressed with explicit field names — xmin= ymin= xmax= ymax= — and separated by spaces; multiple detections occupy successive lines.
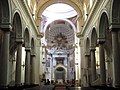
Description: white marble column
xmin=15 ymin=41 xmax=23 ymax=86
xmin=25 ymin=48 xmax=31 ymax=85
xmin=112 ymin=30 xmax=120 ymax=87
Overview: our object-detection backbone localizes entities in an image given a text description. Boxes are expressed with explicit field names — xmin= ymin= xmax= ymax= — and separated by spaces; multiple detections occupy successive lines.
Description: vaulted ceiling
xmin=28 ymin=0 xmax=92 ymax=54
xmin=45 ymin=20 xmax=75 ymax=46
xmin=35 ymin=0 xmax=84 ymax=18
xmin=44 ymin=19 xmax=75 ymax=55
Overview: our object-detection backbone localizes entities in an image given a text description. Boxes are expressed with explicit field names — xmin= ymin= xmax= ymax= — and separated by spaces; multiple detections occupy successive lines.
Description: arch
xmin=43 ymin=19 xmax=77 ymax=33
xmin=56 ymin=67 xmax=65 ymax=71
xmin=55 ymin=64 xmax=67 ymax=71
xmin=102 ymin=12 xmax=112 ymax=57
xmin=12 ymin=12 xmax=23 ymax=38
xmin=85 ymin=38 xmax=90 ymax=53
xmin=0 ymin=0 xmax=11 ymax=26
xmin=54 ymin=66 xmax=66 ymax=81
xmin=90 ymin=27 xmax=97 ymax=47
xmin=99 ymin=12 xmax=109 ymax=39
xmin=24 ymin=28 xmax=30 ymax=48
xmin=111 ymin=0 xmax=120 ymax=25
xmin=45 ymin=23 xmax=75 ymax=46
xmin=10 ymin=12 xmax=23 ymax=55
xmin=36 ymin=0 xmax=83 ymax=18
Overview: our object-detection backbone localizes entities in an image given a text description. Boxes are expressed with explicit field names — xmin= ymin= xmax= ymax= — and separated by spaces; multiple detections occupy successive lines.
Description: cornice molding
xmin=21 ymin=0 xmax=40 ymax=36
xmin=80 ymin=0 xmax=100 ymax=35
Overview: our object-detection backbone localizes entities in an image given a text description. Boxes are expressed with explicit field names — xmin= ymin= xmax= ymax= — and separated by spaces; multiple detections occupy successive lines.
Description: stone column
xmin=98 ymin=39 xmax=106 ymax=85
xmin=15 ymin=39 xmax=23 ymax=86
xmin=90 ymin=48 xmax=96 ymax=82
xmin=85 ymin=52 xmax=90 ymax=86
xmin=25 ymin=47 xmax=31 ymax=85
xmin=30 ymin=54 xmax=36 ymax=84
xmin=111 ymin=30 xmax=120 ymax=87
xmin=0 ymin=30 xmax=10 ymax=86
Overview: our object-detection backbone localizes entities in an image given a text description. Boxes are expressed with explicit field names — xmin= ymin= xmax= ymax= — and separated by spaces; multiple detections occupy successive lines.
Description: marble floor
xmin=25 ymin=85 xmax=82 ymax=90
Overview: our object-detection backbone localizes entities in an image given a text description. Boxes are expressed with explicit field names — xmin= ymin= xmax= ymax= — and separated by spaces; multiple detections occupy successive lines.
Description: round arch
xmin=45 ymin=23 xmax=75 ymax=45
xmin=90 ymin=27 xmax=97 ymax=47
xmin=54 ymin=65 xmax=67 ymax=82
xmin=98 ymin=12 xmax=109 ymax=39
xmin=43 ymin=19 xmax=77 ymax=33
xmin=99 ymin=11 xmax=112 ymax=57
xmin=10 ymin=12 xmax=23 ymax=55
xmin=36 ymin=0 xmax=83 ymax=18
xmin=24 ymin=28 xmax=30 ymax=48
xmin=0 ymin=0 xmax=11 ymax=26
xmin=12 ymin=12 xmax=23 ymax=39
xmin=98 ymin=11 xmax=113 ymax=83
xmin=54 ymin=64 xmax=67 ymax=72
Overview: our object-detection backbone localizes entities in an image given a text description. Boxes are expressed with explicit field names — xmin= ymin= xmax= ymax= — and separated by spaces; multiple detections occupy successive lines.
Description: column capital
xmin=90 ymin=45 xmax=96 ymax=51
xmin=25 ymin=47 xmax=31 ymax=51
xmin=0 ymin=23 xmax=12 ymax=31
xmin=90 ymin=48 xmax=96 ymax=51
xmin=85 ymin=52 xmax=90 ymax=56
xmin=16 ymin=38 xmax=24 ymax=43
xmin=97 ymin=38 xmax=105 ymax=44
xmin=109 ymin=24 xmax=120 ymax=31
xmin=31 ymin=53 xmax=36 ymax=56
